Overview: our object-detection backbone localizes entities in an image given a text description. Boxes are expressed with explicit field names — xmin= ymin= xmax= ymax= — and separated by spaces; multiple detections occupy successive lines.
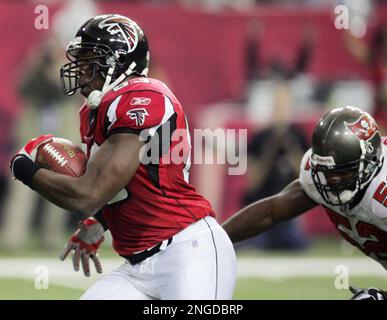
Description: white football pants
xmin=80 ymin=216 xmax=237 ymax=300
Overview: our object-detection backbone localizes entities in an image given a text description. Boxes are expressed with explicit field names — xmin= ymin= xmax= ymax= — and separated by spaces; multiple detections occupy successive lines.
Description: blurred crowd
xmin=87 ymin=0 xmax=379 ymax=11
xmin=0 ymin=0 xmax=386 ymax=252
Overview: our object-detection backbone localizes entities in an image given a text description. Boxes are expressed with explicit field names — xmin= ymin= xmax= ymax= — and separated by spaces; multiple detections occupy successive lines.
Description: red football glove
xmin=11 ymin=134 xmax=54 ymax=164
xmin=60 ymin=217 xmax=105 ymax=277
xmin=10 ymin=134 xmax=54 ymax=187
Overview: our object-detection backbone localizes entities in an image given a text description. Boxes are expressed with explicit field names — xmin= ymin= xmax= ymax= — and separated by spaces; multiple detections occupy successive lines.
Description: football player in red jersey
xmin=222 ymin=106 xmax=387 ymax=300
xmin=10 ymin=14 xmax=236 ymax=299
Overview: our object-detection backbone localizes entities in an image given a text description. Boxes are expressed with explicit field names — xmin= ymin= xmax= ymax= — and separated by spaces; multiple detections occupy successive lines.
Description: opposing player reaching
xmin=223 ymin=106 xmax=387 ymax=300
xmin=10 ymin=14 xmax=236 ymax=299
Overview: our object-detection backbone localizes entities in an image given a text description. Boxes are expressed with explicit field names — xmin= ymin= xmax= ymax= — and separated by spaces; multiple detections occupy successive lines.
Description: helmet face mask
xmin=311 ymin=159 xmax=378 ymax=206
xmin=310 ymin=106 xmax=383 ymax=207
xmin=60 ymin=43 xmax=118 ymax=96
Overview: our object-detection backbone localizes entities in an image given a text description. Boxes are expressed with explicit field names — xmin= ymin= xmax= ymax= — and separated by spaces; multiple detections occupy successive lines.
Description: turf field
xmin=0 ymin=276 xmax=386 ymax=300
xmin=234 ymin=276 xmax=387 ymax=299
xmin=0 ymin=278 xmax=83 ymax=300
xmin=0 ymin=237 xmax=385 ymax=300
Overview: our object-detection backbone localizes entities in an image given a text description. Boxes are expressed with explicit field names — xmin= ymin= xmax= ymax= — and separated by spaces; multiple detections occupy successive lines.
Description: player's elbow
xmin=69 ymin=190 xmax=102 ymax=217
xmin=69 ymin=177 xmax=106 ymax=215
xmin=77 ymin=196 xmax=102 ymax=217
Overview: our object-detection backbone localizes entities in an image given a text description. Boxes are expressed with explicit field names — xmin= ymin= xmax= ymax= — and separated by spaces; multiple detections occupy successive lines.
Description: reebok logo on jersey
xmin=127 ymin=108 xmax=149 ymax=126
xmin=130 ymin=97 xmax=151 ymax=106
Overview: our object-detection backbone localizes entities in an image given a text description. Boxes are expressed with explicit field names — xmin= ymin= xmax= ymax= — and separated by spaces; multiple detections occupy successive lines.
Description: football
xmin=35 ymin=137 xmax=88 ymax=177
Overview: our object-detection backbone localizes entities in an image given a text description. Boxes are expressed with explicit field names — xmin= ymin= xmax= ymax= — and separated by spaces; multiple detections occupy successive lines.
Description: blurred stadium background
xmin=0 ymin=0 xmax=386 ymax=299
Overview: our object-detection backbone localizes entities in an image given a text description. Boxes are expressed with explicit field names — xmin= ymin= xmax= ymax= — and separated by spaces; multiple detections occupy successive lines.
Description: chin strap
xmin=85 ymin=61 xmax=137 ymax=109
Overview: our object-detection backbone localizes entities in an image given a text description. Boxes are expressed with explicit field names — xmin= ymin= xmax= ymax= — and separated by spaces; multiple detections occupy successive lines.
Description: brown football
xmin=35 ymin=137 xmax=88 ymax=177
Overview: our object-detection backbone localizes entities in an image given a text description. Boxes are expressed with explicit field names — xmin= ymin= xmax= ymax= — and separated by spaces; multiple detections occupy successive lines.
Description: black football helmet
xmin=310 ymin=106 xmax=383 ymax=206
xmin=60 ymin=14 xmax=149 ymax=99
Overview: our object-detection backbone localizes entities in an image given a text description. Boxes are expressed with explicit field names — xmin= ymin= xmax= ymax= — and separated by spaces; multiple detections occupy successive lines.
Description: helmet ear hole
xmin=105 ymin=56 xmax=116 ymax=66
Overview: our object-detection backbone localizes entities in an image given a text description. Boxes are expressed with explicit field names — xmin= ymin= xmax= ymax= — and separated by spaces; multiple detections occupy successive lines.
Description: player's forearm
xmin=31 ymin=134 xmax=142 ymax=216
xmin=223 ymin=180 xmax=316 ymax=243
xmin=222 ymin=197 xmax=276 ymax=243
xmin=32 ymin=169 xmax=97 ymax=216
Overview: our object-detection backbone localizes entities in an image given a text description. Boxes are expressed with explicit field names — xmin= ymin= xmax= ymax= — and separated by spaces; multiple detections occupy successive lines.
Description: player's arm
xmin=222 ymin=179 xmax=317 ymax=243
xmin=31 ymin=133 xmax=143 ymax=216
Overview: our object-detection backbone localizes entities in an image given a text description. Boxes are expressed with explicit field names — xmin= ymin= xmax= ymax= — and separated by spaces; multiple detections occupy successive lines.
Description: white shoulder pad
xmin=360 ymin=144 xmax=387 ymax=220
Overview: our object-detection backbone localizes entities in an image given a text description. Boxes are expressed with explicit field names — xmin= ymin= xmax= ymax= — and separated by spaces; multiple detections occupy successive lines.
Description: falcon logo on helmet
xmin=98 ymin=15 xmax=139 ymax=54
xmin=127 ymin=108 xmax=149 ymax=126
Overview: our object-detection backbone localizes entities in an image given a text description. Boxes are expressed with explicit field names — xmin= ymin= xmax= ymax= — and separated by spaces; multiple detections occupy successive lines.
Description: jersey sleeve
xmin=299 ymin=148 xmax=322 ymax=203
xmin=105 ymin=91 xmax=175 ymax=137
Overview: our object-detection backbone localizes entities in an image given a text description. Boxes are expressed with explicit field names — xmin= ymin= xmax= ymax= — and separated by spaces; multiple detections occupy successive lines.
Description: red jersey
xmin=79 ymin=77 xmax=215 ymax=256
